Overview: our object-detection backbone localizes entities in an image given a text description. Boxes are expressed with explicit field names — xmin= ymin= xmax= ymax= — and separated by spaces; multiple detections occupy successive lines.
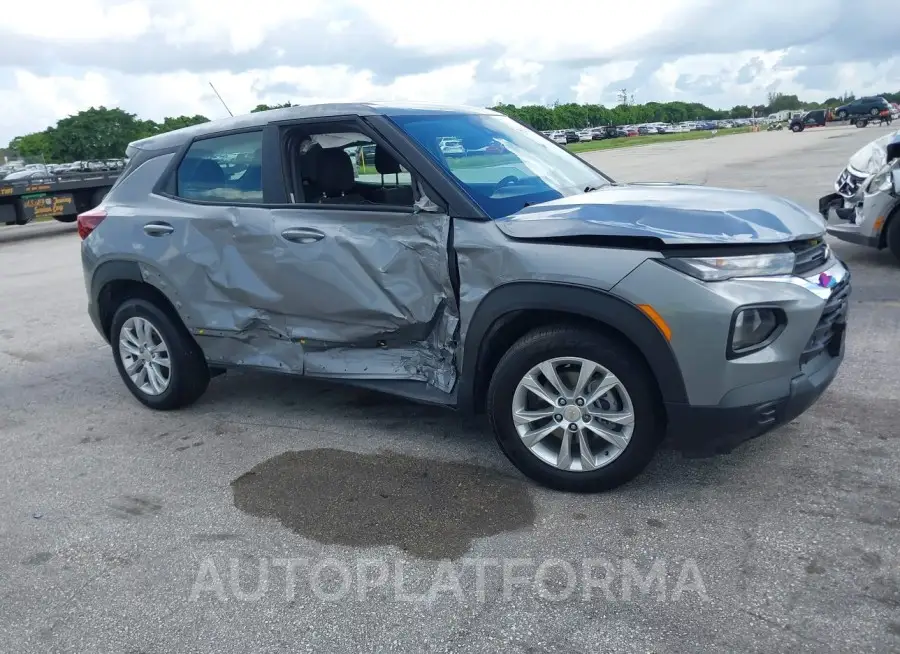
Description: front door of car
xmin=249 ymin=121 xmax=459 ymax=391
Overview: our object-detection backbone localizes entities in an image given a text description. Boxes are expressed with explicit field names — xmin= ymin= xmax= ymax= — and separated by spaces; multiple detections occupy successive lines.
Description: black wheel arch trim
xmin=456 ymin=281 xmax=689 ymax=413
xmin=90 ymin=260 xmax=144 ymax=304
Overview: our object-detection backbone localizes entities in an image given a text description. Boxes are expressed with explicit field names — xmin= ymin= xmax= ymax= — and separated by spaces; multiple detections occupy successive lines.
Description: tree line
xmin=6 ymin=91 xmax=899 ymax=163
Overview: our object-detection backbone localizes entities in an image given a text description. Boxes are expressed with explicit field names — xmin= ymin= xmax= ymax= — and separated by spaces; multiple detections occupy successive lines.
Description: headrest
xmin=374 ymin=145 xmax=401 ymax=175
xmin=316 ymin=148 xmax=355 ymax=195
xmin=186 ymin=158 xmax=226 ymax=184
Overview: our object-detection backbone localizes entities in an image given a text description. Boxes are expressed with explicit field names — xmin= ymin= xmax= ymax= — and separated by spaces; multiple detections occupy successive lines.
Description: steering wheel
xmin=493 ymin=175 xmax=520 ymax=193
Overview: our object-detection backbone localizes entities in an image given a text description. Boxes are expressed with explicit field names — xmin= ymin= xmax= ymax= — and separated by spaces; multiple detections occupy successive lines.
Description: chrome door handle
xmin=281 ymin=227 xmax=325 ymax=244
xmin=143 ymin=222 xmax=174 ymax=236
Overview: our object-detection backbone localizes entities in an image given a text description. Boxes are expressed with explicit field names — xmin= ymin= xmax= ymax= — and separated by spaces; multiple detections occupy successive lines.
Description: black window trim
xmin=153 ymin=125 xmax=267 ymax=206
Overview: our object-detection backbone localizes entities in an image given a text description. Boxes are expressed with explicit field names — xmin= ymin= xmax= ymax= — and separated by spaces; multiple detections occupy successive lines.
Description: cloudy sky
xmin=1 ymin=0 xmax=897 ymax=144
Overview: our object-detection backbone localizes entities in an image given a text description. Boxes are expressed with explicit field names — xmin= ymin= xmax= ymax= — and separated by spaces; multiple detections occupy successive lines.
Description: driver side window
xmin=285 ymin=128 xmax=416 ymax=208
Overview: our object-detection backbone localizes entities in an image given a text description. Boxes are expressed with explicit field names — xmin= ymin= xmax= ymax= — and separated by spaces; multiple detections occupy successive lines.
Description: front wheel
xmin=886 ymin=215 xmax=900 ymax=263
xmin=487 ymin=326 xmax=664 ymax=492
xmin=870 ymin=107 xmax=880 ymax=116
xmin=836 ymin=111 xmax=847 ymax=120
xmin=110 ymin=298 xmax=210 ymax=410
xmin=792 ymin=124 xmax=803 ymax=132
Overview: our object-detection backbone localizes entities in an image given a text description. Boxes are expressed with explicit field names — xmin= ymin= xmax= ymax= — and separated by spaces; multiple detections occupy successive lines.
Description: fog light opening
xmin=727 ymin=307 xmax=785 ymax=359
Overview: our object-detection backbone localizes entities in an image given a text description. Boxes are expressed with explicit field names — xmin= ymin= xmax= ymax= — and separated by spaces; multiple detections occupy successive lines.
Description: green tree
xmin=45 ymin=107 xmax=151 ymax=161
xmin=8 ymin=132 xmax=53 ymax=160
xmin=251 ymin=103 xmax=292 ymax=113
xmin=158 ymin=115 xmax=210 ymax=131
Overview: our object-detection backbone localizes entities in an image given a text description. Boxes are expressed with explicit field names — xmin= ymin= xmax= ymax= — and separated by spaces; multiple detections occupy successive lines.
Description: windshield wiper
xmin=584 ymin=185 xmax=602 ymax=193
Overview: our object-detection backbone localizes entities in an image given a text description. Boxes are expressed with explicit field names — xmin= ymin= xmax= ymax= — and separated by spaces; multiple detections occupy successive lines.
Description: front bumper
xmin=664 ymin=343 xmax=844 ymax=456
xmin=825 ymin=222 xmax=879 ymax=248
xmin=664 ymin=262 xmax=851 ymax=457
xmin=818 ymin=192 xmax=856 ymax=221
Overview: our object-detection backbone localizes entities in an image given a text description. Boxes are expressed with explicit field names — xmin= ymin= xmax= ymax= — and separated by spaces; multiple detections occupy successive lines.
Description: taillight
xmin=77 ymin=207 xmax=107 ymax=240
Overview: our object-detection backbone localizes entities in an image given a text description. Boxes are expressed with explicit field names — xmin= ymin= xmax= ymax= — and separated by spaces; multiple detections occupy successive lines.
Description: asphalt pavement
xmin=1 ymin=124 xmax=898 ymax=653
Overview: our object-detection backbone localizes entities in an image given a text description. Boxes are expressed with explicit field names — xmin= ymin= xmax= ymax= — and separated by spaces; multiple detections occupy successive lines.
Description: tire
xmin=91 ymin=187 xmax=111 ymax=207
xmin=486 ymin=326 xmax=664 ymax=493
xmin=110 ymin=298 xmax=210 ymax=410
xmin=791 ymin=124 xmax=803 ymax=132
xmin=870 ymin=107 xmax=879 ymax=116
xmin=856 ymin=119 xmax=867 ymax=128
xmin=886 ymin=215 xmax=900 ymax=263
xmin=54 ymin=215 xmax=77 ymax=223
xmin=836 ymin=111 xmax=847 ymax=120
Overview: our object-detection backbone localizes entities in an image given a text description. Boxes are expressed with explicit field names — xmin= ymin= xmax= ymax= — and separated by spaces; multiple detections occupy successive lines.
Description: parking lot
xmin=1 ymin=125 xmax=898 ymax=653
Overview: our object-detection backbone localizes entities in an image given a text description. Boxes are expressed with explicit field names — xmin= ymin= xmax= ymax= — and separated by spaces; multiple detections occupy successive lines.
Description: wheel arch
xmin=91 ymin=260 xmax=187 ymax=341
xmin=456 ymin=282 xmax=688 ymax=415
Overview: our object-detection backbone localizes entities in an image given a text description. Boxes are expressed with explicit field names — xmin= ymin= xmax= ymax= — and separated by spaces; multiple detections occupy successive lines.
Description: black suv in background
xmin=834 ymin=97 xmax=892 ymax=120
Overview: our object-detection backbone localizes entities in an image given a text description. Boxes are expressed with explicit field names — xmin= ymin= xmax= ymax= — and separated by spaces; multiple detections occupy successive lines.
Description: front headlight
xmin=659 ymin=252 xmax=795 ymax=281
xmin=867 ymin=164 xmax=895 ymax=193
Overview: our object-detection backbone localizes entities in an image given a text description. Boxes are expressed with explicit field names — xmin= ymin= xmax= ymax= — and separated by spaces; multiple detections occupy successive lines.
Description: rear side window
xmin=175 ymin=131 xmax=263 ymax=203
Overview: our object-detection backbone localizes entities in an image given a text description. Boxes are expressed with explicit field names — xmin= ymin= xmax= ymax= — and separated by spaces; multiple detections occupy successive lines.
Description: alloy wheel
xmin=118 ymin=316 xmax=171 ymax=396
xmin=511 ymin=357 xmax=635 ymax=472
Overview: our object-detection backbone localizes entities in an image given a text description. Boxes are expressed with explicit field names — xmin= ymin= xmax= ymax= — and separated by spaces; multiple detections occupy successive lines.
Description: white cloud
xmin=1 ymin=0 xmax=897 ymax=145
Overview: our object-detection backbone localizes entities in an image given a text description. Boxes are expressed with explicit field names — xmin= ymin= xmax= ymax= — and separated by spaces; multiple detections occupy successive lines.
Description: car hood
xmin=847 ymin=128 xmax=900 ymax=176
xmin=494 ymin=183 xmax=825 ymax=245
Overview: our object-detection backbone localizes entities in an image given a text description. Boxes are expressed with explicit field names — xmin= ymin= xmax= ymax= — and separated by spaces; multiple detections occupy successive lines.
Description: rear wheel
xmin=487 ymin=326 xmax=664 ymax=492
xmin=870 ymin=107 xmax=880 ymax=116
xmin=856 ymin=118 xmax=868 ymax=128
xmin=836 ymin=111 xmax=847 ymax=120
xmin=110 ymin=298 xmax=210 ymax=410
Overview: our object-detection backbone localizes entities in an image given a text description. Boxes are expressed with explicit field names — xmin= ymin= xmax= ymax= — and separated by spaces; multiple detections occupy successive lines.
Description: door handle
xmin=143 ymin=221 xmax=174 ymax=236
xmin=281 ymin=227 xmax=325 ymax=244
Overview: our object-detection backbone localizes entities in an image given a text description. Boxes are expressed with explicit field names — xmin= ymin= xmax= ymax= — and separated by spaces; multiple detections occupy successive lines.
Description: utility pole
xmin=617 ymin=88 xmax=629 ymax=106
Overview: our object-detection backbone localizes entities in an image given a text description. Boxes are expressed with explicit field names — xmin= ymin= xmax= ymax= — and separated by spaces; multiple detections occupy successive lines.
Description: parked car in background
xmin=834 ymin=96 xmax=893 ymax=120
xmin=3 ymin=169 xmax=54 ymax=182
xmin=550 ymin=131 xmax=567 ymax=145
xmin=439 ymin=138 xmax=466 ymax=157
xmin=790 ymin=109 xmax=827 ymax=132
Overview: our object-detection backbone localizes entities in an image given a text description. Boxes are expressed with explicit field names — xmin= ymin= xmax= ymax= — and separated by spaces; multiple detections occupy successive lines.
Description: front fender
xmin=456 ymin=281 xmax=688 ymax=413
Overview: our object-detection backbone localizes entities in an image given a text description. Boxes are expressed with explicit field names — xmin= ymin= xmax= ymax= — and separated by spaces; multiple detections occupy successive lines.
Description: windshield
xmin=389 ymin=112 xmax=612 ymax=219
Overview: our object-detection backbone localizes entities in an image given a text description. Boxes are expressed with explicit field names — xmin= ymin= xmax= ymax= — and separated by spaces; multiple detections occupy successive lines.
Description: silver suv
xmin=79 ymin=103 xmax=851 ymax=492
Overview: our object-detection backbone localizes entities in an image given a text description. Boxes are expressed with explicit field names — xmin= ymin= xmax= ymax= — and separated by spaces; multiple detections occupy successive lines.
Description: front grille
xmin=801 ymin=276 xmax=851 ymax=364
xmin=790 ymin=237 xmax=830 ymax=275
xmin=834 ymin=167 xmax=866 ymax=198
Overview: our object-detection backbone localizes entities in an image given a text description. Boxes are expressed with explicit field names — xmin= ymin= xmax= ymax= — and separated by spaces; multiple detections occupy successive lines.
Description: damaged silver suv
xmin=79 ymin=103 xmax=851 ymax=492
